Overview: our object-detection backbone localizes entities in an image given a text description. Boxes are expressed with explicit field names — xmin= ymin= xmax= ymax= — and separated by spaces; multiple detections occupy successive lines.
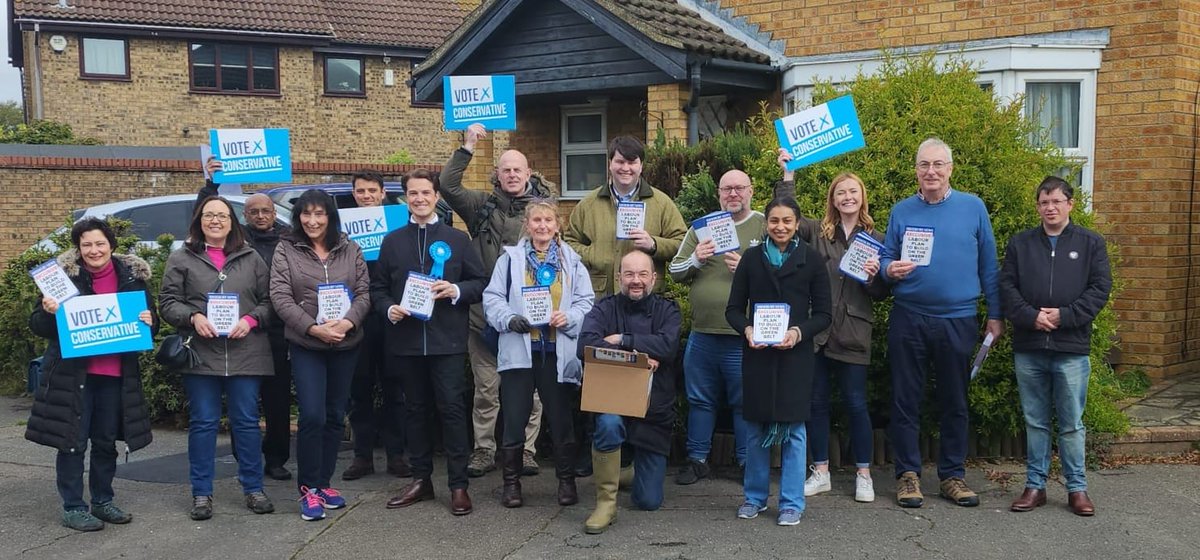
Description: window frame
xmin=78 ymin=35 xmax=130 ymax=81
xmin=188 ymin=42 xmax=280 ymax=96
xmin=323 ymin=54 xmax=366 ymax=98
xmin=782 ymin=39 xmax=1102 ymax=195
xmin=559 ymin=104 xmax=609 ymax=200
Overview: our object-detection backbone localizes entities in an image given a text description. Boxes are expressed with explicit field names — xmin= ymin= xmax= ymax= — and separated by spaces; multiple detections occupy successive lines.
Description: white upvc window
xmin=560 ymin=104 xmax=608 ymax=199
xmin=781 ymin=32 xmax=1106 ymax=195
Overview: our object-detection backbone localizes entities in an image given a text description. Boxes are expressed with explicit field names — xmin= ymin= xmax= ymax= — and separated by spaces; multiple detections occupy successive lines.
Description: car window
xmin=115 ymin=201 xmax=193 ymax=242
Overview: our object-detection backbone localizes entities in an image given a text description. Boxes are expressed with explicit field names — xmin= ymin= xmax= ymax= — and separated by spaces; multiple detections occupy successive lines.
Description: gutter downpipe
xmin=684 ymin=62 xmax=701 ymax=145
xmin=31 ymin=22 xmax=43 ymax=120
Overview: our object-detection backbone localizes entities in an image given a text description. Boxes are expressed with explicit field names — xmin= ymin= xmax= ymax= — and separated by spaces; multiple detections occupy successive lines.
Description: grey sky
xmin=1 ymin=2 xmax=24 ymax=103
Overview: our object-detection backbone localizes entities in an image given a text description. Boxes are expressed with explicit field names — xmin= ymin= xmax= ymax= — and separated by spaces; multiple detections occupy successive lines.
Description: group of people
xmin=25 ymin=126 xmax=1111 ymax=533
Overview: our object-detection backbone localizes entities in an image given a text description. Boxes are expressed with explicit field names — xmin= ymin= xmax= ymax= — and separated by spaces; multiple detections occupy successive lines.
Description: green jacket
xmin=438 ymin=147 xmax=556 ymax=272
xmin=564 ymin=179 xmax=688 ymax=299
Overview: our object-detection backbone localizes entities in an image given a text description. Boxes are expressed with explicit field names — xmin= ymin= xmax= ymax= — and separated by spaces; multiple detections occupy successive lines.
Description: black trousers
xmin=348 ymin=320 xmax=405 ymax=460
xmin=499 ymin=351 xmax=575 ymax=459
xmin=390 ymin=354 xmax=470 ymax=490
xmin=261 ymin=336 xmax=293 ymax=468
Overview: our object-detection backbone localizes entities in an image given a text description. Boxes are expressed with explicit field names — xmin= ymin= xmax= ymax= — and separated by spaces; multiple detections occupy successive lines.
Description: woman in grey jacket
xmin=270 ymin=189 xmax=370 ymax=521
xmin=160 ymin=196 xmax=275 ymax=521
xmin=483 ymin=199 xmax=593 ymax=508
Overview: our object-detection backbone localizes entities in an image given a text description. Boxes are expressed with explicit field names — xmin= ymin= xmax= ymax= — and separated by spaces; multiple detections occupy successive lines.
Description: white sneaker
xmin=803 ymin=467 xmax=831 ymax=497
xmin=855 ymin=472 xmax=875 ymax=503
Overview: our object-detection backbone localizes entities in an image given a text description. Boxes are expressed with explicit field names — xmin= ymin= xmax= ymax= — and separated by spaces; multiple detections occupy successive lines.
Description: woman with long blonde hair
xmin=778 ymin=151 xmax=889 ymax=504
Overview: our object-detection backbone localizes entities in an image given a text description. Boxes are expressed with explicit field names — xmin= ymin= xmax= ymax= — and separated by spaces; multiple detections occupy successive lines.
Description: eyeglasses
xmin=246 ymin=208 xmax=274 ymax=217
xmin=1037 ymin=198 xmax=1071 ymax=208
xmin=201 ymin=212 xmax=231 ymax=222
xmin=620 ymin=271 xmax=654 ymax=281
xmin=718 ymin=185 xmax=751 ymax=194
xmin=916 ymin=161 xmax=951 ymax=171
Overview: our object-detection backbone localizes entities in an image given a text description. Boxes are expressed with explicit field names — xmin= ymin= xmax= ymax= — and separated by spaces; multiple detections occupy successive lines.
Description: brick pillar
xmin=645 ymin=83 xmax=690 ymax=144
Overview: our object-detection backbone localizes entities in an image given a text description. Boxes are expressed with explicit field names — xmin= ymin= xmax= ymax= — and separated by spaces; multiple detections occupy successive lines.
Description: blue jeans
xmin=183 ymin=374 xmax=264 ymax=496
xmin=744 ymin=421 xmax=807 ymax=512
xmin=57 ymin=374 xmax=121 ymax=511
xmin=1014 ymin=351 xmax=1091 ymax=492
xmin=888 ymin=306 xmax=976 ymax=480
xmin=291 ymin=344 xmax=359 ymax=492
xmin=810 ymin=351 xmax=873 ymax=468
xmin=683 ymin=333 xmax=747 ymax=465
xmin=594 ymin=414 xmax=667 ymax=510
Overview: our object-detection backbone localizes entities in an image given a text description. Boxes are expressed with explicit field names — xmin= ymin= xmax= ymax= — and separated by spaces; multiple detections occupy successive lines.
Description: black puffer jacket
xmin=25 ymin=250 xmax=157 ymax=454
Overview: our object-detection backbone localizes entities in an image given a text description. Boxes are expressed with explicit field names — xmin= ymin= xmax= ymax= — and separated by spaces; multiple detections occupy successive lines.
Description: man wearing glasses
xmin=1000 ymin=176 xmax=1111 ymax=517
xmin=878 ymin=137 xmax=1003 ymax=509
xmin=668 ymin=170 xmax=760 ymax=484
xmin=578 ymin=250 xmax=681 ymax=534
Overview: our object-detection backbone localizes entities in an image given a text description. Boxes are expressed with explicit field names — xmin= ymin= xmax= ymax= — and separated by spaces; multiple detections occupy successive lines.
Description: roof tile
xmin=13 ymin=0 xmax=466 ymax=49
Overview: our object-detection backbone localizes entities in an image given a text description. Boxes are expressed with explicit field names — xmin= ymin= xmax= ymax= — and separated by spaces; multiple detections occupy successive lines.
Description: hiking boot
xmin=855 ymin=472 xmax=875 ymax=503
xmin=467 ymin=448 xmax=496 ymax=478
xmin=522 ymin=450 xmax=540 ymax=476
xmin=803 ymin=466 xmax=831 ymax=497
xmin=674 ymin=459 xmax=711 ymax=486
xmin=245 ymin=491 xmax=275 ymax=514
xmin=736 ymin=502 xmax=766 ymax=519
xmin=62 ymin=509 xmax=104 ymax=532
xmin=189 ymin=495 xmax=213 ymax=521
xmin=939 ymin=477 xmax=980 ymax=507
xmin=91 ymin=502 xmax=132 ymax=524
xmin=341 ymin=456 xmax=374 ymax=481
xmin=896 ymin=471 xmax=923 ymax=508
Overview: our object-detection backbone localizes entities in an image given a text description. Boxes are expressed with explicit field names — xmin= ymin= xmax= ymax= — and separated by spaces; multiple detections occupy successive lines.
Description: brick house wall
xmin=22 ymin=33 xmax=454 ymax=164
xmin=722 ymin=0 xmax=1200 ymax=377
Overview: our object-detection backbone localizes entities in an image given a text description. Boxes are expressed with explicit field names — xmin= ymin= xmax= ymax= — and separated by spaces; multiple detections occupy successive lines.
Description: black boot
xmin=556 ymin=443 xmax=578 ymax=506
xmin=500 ymin=447 xmax=523 ymax=508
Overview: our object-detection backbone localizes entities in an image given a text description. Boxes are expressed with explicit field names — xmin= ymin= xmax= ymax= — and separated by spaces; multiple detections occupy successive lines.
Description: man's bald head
xmin=496 ymin=150 xmax=532 ymax=196
xmin=717 ymin=169 xmax=753 ymax=218
xmin=243 ymin=193 xmax=276 ymax=232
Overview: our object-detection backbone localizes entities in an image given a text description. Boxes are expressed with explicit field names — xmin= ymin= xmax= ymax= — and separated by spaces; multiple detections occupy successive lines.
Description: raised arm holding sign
xmin=774 ymin=95 xmax=866 ymax=171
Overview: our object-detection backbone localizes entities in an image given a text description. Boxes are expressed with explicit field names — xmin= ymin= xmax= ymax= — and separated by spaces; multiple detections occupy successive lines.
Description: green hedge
xmin=651 ymin=51 xmax=1146 ymax=438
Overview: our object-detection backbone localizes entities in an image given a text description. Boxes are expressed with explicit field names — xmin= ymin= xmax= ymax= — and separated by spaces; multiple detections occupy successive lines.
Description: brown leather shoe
xmin=450 ymin=488 xmax=473 ymax=516
xmin=1010 ymin=488 xmax=1046 ymax=512
xmin=387 ymin=455 xmax=412 ymax=478
xmin=386 ymin=478 xmax=434 ymax=509
xmin=341 ymin=456 xmax=374 ymax=481
xmin=1068 ymin=491 xmax=1095 ymax=516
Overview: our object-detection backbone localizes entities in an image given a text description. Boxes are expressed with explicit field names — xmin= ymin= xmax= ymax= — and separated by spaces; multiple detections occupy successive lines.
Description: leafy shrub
xmin=382 ymin=149 xmax=415 ymax=165
xmin=653 ymin=51 xmax=1136 ymax=439
xmin=0 ymin=119 xmax=102 ymax=145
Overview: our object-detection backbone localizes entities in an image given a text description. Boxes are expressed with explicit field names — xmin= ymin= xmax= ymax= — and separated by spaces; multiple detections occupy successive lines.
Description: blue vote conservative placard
xmin=775 ymin=95 xmax=866 ymax=171
xmin=339 ymin=204 xmax=410 ymax=261
xmin=443 ymin=75 xmax=517 ymax=130
xmin=209 ymin=128 xmax=293 ymax=184
xmin=56 ymin=292 xmax=153 ymax=359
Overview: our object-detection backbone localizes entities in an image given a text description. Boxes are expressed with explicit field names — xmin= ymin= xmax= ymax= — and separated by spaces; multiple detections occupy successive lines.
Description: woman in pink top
xmin=26 ymin=218 xmax=157 ymax=532
xmin=160 ymin=197 xmax=275 ymax=521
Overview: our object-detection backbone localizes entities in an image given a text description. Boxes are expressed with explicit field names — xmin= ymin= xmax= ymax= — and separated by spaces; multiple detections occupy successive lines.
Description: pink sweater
xmin=85 ymin=261 xmax=121 ymax=377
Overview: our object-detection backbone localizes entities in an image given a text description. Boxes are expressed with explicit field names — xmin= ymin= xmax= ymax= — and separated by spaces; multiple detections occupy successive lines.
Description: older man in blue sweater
xmin=879 ymin=137 xmax=1003 ymax=509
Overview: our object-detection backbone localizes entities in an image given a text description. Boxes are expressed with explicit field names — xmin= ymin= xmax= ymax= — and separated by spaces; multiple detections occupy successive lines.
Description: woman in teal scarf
xmin=725 ymin=197 xmax=832 ymax=526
